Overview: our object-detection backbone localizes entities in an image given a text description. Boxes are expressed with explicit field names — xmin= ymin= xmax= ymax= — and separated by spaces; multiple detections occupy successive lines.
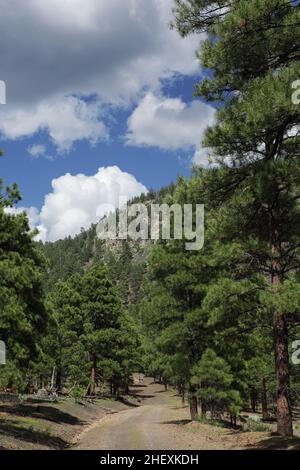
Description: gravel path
xmin=74 ymin=380 xmax=183 ymax=450
xmin=73 ymin=379 xmax=286 ymax=451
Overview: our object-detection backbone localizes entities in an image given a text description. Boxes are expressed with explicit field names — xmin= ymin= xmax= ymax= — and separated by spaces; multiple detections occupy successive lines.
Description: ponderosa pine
xmin=173 ymin=0 xmax=300 ymax=436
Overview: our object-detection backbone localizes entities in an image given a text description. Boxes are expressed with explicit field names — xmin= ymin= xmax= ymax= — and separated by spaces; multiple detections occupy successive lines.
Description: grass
xmin=195 ymin=414 xmax=272 ymax=432
xmin=8 ymin=416 xmax=41 ymax=427
xmin=243 ymin=417 xmax=272 ymax=433
xmin=0 ymin=397 xmax=100 ymax=450
xmin=247 ymin=422 xmax=271 ymax=432
xmin=0 ymin=418 xmax=67 ymax=449
xmin=196 ymin=415 xmax=229 ymax=428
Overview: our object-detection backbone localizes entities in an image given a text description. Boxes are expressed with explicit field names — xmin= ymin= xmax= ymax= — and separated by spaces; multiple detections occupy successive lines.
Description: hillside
xmin=39 ymin=183 xmax=176 ymax=305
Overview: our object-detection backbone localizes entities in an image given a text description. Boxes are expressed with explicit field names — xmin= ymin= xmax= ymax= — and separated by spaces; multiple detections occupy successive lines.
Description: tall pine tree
xmin=173 ymin=0 xmax=300 ymax=436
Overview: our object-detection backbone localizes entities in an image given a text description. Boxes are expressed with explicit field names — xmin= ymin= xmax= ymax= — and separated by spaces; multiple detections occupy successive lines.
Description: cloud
xmin=125 ymin=93 xmax=215 ymax=152
xmin=0 ymin=0 xmax=203 ymax=151
xmin=0 ymin=96 xmax=108 ymax=153
xmin=0 ymin=0 xmax=201 ymax=109
xmin=0 ymin=1 xmax=206 ymax=153
xmin=27 ymin=144 xmax=47 ymax=158
xmin=37 ymin=166 xmax=147 ymax=241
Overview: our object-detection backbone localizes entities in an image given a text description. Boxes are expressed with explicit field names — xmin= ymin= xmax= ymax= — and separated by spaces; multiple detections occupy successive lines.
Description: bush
xmin=70 ymin=385 xmax=86 ymax=403
xmin=0 ymin=360 xmax=27 ymax=392
xmin=244 ymin=417 xmax=271 ymax=432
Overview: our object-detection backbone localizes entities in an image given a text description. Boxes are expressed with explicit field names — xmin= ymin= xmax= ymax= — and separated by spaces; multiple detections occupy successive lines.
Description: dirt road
xmin=74 ymin=380 xmax=185 ymax=450
xmin=74 ymin=379 xmax=295 ymax=450
xmin=1 ymin=379 xmax=298 ymax=450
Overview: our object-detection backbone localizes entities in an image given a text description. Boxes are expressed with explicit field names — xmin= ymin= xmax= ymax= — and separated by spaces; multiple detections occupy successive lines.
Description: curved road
xmin=74 ymin=380 xmax=188 ymax=450
xmin=73 ymin=380 xmax=296 ymax=450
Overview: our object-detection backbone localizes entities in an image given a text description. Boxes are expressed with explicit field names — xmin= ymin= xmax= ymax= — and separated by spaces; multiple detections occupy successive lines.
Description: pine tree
xmin=173 ymin=0 xmax=300 ymax=436
xmin=45 ymin=276 xmax=88 ymax=391
xmin=80 ymin=264 xmax=122 ymax=395
xmin=191 ymin=349 xmax=243 ymax=423
xmin=0 ymin=152 xmax=48 ymax=391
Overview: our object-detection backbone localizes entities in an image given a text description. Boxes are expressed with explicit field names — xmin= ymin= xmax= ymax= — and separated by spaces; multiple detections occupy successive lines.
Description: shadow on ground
xmin=160 ymin=417 xmax=242 ymax=432
xmin=117 ymin=397 xmax=140 ymax=408
xmin=0 ymin=404 xmax=82 ymax=425
xmin=251 ymin=435 xmax=300 ymax=450
xmin=160 ymin=419 xmax=191 ymax=426
xmin=0 ymin=421 xmax=69 ymax=449
xmin=129 ymin=393 xmax=155 ymax=400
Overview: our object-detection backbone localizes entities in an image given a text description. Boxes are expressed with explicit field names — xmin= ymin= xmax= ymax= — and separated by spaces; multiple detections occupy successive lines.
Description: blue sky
xmin=0 ymin=0 xmax=215 ymax=241
xmin=1 ymin=76 xmax=200 ymax=209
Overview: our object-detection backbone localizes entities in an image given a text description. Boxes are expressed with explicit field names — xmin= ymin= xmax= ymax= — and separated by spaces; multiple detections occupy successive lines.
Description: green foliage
xmin=1 ymin=154 xmax=49 ymax=390
xmin=171 ymin=0 xmax=299 ymax=436
xmin=244 ymin=418 xmax=271 ymax=433
xmin=192 ymin=349 xmax=243 ymax=418
xmin=0 ymin=360 xmax=27 ymax=391
xmin=70 ymin=385 xmax=86 ymax=403
xmin=40 ymin=263 xmax=141 ymax=395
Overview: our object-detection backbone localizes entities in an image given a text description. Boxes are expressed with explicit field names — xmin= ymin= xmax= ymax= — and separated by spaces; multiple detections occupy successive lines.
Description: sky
xmin=0 ymin=0 xmax=215 ymax=242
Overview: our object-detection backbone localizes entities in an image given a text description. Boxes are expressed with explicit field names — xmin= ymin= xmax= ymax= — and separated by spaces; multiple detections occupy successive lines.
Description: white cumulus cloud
xmin=37 ymin=166 xmax=147 ymax=241
xmin=126 ymin=93 xmax=215 ymax=153
xmin=1 ymin=96 xmax=108 ymax=153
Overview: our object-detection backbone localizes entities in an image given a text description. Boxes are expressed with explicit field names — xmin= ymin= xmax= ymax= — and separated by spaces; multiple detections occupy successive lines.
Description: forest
xmin=1 ymin=0 xmax=300 ymax=445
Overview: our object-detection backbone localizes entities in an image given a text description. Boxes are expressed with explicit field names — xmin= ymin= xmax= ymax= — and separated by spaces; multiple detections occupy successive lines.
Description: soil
xmin=1 ymin=379 xmax=300 ymax=450
xmin=74 ymin=379 xmax=300 ymax=450
xmin=0 ymin=395 xmax=128 ymax=450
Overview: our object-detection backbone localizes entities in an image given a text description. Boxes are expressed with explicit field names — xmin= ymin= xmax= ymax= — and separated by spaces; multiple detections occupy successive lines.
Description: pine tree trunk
xmin=261 ymin=377 xmax=269 ymax=421
xmin=271 ymin=245 xmax=293 ymax=436
xmin=182 ymin=387 xmax=185 ymax=405
xmin=39 ymin=374 xmax=44 ymax=389
xmin=250 ymin=392 xmax=256 ymax=413
xmin=90 ymin=354 xmax=97 ymax=396
xmin=201 ymin=402 xmax=207 ymax=418
xmin=50 ymin=366 xmax=56 ymax=390
xmin=273 ymin=310 xmax=293 ymax=436
xmin=178 ymin=383 xmax=185 ymax=404
xmin=197 ymin=382 xmax=202 ymax=417
xmin=189 ymin=385 xmax=198 ymax=421
xmin=56 ymin=367 xmax=62 ymax=393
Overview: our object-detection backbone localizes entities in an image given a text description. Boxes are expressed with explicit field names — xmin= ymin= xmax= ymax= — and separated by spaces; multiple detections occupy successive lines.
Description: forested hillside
xmin=39 ymin=184 xmax=176 ymax=296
